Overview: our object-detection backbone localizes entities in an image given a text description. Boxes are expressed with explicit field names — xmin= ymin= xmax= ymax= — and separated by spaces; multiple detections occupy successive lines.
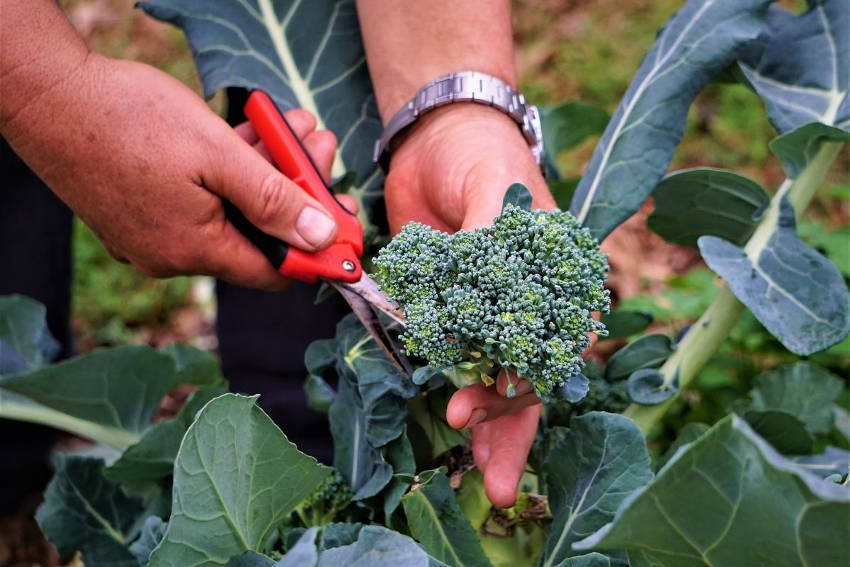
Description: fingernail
xmin=516 ymin=380 xmax=533 ymax=396
xmin=296 ymin=206 xmax=336 ymax=247
xmin=466 ymin=408 xmax=488 ymax=428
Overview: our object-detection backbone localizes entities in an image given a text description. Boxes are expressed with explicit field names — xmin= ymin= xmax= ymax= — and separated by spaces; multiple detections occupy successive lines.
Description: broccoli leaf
xmin=574 ymin=415 xmax=850 ymax=566
xmin=402 ymin=472 xmax=493 ymax=567
xmin=537 ymin=412 xmax=652 ymax=567
xmin=738 ymin=0 xmax=849 ymax=135
xmin=138 ymin=0 xmax=384 ymax=232
xmin=648 ymin=168 xmax=770 ymax=248
xmin=598 ymin=310 xmax=653 ymax=340
xmin=149 ymin=394 xmax=329 ymax=566
xmin=540 ymin=102 xmax=609 ymax=180
xmin=604 ymin=334 xmax=673 ymax=381
xmin=700 ymin=198 xmax=850 ymax=355
xmin=0 ymin=344 xmax=223 ymax=449
xmin=317 ymin=525 xmax=433 ymax=567
xmin=502 ymin=183 xmax=533 ymax=212
xmin=569 ymin=0 xmax=773 ymax=240
xmin=748 ymin=362 xmax=843 ymax=435
xmin=36 ymin=454 xmax=143 ymax=566
xmin=130 ymin=516 xmax=168 ymax=567
xmin=0 ymin=294 xmax=59 ymax=374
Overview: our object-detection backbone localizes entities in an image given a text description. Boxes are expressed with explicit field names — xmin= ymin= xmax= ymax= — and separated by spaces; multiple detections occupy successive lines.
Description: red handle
xmin=243 ymin=90 xmax=363 ymax=283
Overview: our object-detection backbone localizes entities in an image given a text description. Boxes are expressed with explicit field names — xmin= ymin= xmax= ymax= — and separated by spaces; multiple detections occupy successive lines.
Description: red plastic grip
xmin=244 ymin=91 xmax=364 ymax=283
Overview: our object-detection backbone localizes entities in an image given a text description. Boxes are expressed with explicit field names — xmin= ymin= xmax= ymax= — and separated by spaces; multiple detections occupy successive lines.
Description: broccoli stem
xmin=625 ymin=140 xmax=845 ymax=435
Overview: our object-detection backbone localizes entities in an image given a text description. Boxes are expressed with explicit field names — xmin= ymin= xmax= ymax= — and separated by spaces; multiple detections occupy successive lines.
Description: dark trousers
xmin=0 ymin=92 xmax=346 ymax=512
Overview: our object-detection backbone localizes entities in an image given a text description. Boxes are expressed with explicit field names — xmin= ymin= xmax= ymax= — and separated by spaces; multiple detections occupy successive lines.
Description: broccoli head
xmin=373 ymin=195 xmax=609 ymax=398
xmin=291 ymin=470 xmax=353 ymax=527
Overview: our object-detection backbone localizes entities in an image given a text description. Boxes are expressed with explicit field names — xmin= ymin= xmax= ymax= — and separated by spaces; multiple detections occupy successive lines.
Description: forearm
xmin=0 ymin=0 xmax=90 ymax=133
xmin=356 ymin=0 xmax=516 ymax=121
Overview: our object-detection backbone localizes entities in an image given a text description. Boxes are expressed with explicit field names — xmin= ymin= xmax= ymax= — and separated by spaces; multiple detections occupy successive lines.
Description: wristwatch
xmin=373 ymin=70 xmax=544 ymax=173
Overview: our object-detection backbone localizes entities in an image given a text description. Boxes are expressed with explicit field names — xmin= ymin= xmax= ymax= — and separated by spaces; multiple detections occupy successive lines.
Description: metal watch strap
xmin=373 ymin=70 xmax=544 ymax=173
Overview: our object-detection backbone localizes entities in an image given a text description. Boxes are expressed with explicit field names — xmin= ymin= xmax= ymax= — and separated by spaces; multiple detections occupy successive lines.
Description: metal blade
xmin=329 ymin=280 xmax=410 ymax=378
xmin=338 ymin=273 xmax=406 ymax=326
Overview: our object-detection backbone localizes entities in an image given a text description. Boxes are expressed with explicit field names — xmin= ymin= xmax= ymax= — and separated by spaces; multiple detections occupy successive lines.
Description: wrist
xmin=390 ymin=103 xmax=530 ymax=169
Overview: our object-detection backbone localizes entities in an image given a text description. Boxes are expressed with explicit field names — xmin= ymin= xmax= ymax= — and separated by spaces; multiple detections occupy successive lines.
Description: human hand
xmin=385 ymin=104 xmax=556 ymax=507
xmin=1 ymin=54 xmax=342 ymax=290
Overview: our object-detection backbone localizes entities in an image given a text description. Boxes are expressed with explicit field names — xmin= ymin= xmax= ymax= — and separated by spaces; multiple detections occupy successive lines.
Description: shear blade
xmin=330 ymin=280 xmax=410 ymax=377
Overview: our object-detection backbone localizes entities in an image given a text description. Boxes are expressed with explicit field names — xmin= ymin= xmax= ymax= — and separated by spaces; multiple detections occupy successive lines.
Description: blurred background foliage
xmin=58 ymin=0 xmax=846 ymax=404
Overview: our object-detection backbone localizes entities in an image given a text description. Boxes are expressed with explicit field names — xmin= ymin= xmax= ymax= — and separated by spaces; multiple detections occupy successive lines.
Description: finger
xmin=252 ymin=140 xmax=273 ymax=163
xmin=301 ymin=129 xmax=337 ymax=184
xmin=205 ymin=129 xmax=338 ymax=251
xmin=471 ymin=421 xmax=492 ymax=473
xmin=336 ymin=194 xmax=359 ymax=215
xmin=197 ymin=217 xmax=294 ymax=291
xmin=460 ymin=172 xmax=557 ymax=231
xmin=495 ymin=370 xmax=533 ymax=398
xmin=482 ymin=404 xmax=542 ymax=508
xmin=234 ymin=121 xmax=258 ymax=145
xmin=446 ymin=383 xmax=541 ymax=429
xmin=282 ymin=108 xmax=316 ymax=139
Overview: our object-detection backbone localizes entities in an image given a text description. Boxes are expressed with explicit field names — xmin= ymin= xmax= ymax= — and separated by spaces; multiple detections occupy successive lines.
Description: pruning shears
xmin=231 ymin=90 xmax=409 ymax=375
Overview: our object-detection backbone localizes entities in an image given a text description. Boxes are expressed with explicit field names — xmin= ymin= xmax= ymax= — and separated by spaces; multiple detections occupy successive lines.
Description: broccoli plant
xmin=373 ymin=189 xmax=609 ymax=399
xmin=0 ymin=1 xmax=848 ymax=566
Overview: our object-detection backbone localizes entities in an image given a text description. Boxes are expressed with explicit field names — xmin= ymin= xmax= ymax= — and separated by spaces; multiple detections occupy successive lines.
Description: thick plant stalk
xmin=625 ymin=140 xmax=845 ymax=434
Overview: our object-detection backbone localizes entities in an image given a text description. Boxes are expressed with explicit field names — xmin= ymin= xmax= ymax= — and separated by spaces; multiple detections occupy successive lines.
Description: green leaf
xmin=0 ymin=294 xmax=59 ymax=374
xmin=598 ymin=310 xmax=653 ymax=340
xmin=224 ymin=553 xmax=275 ymax=567
xmin=538 ymin=412 xmax=653 ymax=567
xmin=798 ymin=221 xmax=850 ymax=278
xmin=407 ymin=389 xmax=468 ymax=461
xmin=160 ymin=342 xmax=224 ymax=385
xmin=304 ymin=375 xmax=335 ymax=414
xmin=699 ymin=199 xmax=850 ymax=355
xmin=540 ymin=102 xmax=609 ymax=178
xmin=317 ymin=525 xmax=432 ymax=567
xmin=130 ymin=516 xmax=167 ymax=567
xmin=276 ymin=527 xmax=319 ymax=567
xmin=502 ymin=183 xmax=533 ymax=212
xmin=402 ymin=472 xmax=492 ymax=567
xmin=138 ymin=0 xmax=384 ymax=231
xmin=318 ymin=523 xmax=364 ymax=551
xmin=738 ymin=0 xmax=849 ymax=135
xmin=334 ymin=315 xmax=417 ymax=447
xmin=656 ymin=422 xmax=709 ymax=471
xmin=648 ymin=168 xmax=770 ymax=247
xmin=568 ymin=0 xmax=773 ymax=240
xmin=330 ymin=378 xmax=393 ymax=500
xmin=574 ymin=415 xmax=850 ymax=566
xmin=382 ymin=428 xmax=415 ymax=519
xmin=748 ymin=362 xmax=843 ymax=435
xmin=149 ymin=394 xmax=330 ymax=566
xmin=769 ymin=123 xmax=850 ymax=178
xmin=0 ymin=344 xmax=224 ymax=449
xmin=743 ymin=409 xmax=815 ymax=454
xmin=791 ymin=446 xmax=850 ymax=480
xmin=604 ymin=334 xmax=673 ymax=380
xmin=556 ymin=553 xmax=617 ymax=567
xmin=36 ymin=454 xmax=143 ymax=566
xmin=105 ymin=385 xmax=227 ymax=485
xmin=626 ymin=368 xmax=677 ymax=406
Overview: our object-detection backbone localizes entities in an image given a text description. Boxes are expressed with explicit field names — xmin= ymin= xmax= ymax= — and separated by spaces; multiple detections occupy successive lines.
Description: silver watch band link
xmin=373 ymin=71 xmax=544 ymax=172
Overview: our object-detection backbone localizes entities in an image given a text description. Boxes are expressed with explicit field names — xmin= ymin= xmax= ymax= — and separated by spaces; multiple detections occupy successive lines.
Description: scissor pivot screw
xmin=342 ymin=260 xmax=356 ymax=272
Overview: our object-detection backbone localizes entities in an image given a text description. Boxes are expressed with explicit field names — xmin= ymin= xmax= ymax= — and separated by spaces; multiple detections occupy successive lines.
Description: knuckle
xmin=256 ymin=173 xmax=294 ymax=226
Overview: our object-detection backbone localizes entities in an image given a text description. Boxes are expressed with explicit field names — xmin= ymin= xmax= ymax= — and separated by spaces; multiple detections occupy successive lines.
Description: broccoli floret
xmin=291 ymin=470 xmax=353 ymax=527
xmin=373 ymin=200 xmax=609 ymax=398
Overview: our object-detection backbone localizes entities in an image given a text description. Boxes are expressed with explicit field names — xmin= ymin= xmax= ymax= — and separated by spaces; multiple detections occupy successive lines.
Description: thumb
xmin=205 ymin=133 xmax=338 ymax=251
